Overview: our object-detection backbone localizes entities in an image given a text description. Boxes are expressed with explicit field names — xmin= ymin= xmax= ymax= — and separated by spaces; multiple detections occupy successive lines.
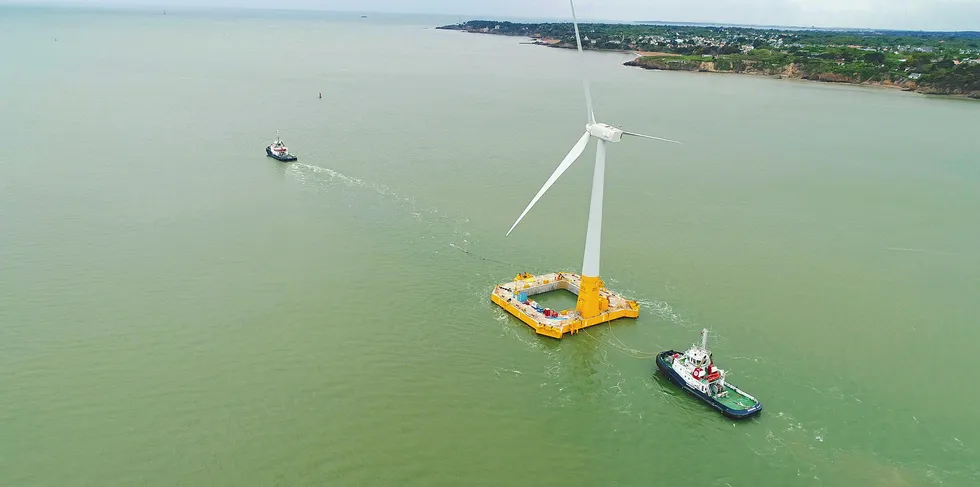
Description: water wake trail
xmin=288 ymin=161 xmax=469 ymax=237
xmin=884 ymin=247 xmax=958 ymax=256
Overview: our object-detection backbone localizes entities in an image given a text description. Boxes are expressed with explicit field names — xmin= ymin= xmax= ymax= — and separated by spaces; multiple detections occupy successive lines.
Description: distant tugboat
xmin=266 ymin=130 xmax=297 ymax=162
xmin=656 ymin=329 xmax=762 ymax=419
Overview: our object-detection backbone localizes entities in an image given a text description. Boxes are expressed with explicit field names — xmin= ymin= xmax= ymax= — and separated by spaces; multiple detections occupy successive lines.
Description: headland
xmin=437 ymin=21 xmax=980 ymax=99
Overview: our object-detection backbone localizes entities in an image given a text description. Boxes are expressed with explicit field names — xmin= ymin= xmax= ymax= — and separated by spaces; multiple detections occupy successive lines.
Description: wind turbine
xmin=505 ymin=0 xmax=681 ymax=320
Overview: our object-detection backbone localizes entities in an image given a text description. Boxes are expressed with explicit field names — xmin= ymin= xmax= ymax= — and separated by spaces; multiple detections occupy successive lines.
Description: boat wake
xmin=287 ymin=162 xmax=470 ymax=237
xmin=884 ymin=247 xmax=958 ymax=256
xmin=289 ymin=163 xmax=420 ymax=209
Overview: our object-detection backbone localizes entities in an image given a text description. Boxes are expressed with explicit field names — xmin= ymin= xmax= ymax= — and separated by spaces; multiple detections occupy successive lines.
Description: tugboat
xmin=266 ymin=130 xmax=297 ymax=162
xmin=656 ymin=329 xmax=762 ymax=419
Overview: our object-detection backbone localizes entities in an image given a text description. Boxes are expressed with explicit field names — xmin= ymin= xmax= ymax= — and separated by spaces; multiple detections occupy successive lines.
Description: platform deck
xmin=490 ymin=272 xmax=639 ymax=339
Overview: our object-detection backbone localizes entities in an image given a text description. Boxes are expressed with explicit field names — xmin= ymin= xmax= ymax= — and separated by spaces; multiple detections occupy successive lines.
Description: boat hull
xmin=266 ymin=146 xmax=297 ymax=162
xmin=656 ymin=351 xmax=762 ymax=419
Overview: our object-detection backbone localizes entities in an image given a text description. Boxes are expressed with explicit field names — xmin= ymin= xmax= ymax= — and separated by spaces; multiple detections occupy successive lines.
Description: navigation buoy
xmin=318 ymin=92 xmax=322 ymax=99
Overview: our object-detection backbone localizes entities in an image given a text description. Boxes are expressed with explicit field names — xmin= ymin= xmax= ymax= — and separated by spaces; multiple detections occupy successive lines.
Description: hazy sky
xmin=14 ymin=0 xmax=980 ymax=30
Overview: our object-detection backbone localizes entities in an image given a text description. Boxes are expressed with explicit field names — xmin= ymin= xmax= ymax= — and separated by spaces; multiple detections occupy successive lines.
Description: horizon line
xmin=5 ymin=2 xmax=979 ymax=34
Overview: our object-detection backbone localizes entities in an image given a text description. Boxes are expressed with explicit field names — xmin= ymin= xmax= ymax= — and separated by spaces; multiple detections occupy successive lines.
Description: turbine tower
xmin=505 ymin=0 xmax=680 ymax=320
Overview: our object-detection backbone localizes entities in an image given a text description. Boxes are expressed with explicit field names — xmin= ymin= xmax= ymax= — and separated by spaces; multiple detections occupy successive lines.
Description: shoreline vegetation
xmin=436 ymin=21 xmax=980 ymax=99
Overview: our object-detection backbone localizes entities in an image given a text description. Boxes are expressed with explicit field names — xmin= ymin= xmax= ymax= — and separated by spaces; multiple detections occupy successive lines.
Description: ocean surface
xmin=2 ymin=6 xmax=979 ymax=486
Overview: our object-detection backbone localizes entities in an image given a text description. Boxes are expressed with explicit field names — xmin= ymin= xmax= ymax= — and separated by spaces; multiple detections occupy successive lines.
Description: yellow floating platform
xmin=491 ymin=272 xmax=639 ymax=339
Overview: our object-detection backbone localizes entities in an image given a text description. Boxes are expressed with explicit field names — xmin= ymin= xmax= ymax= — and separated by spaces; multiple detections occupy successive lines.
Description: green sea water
xmin=2 ymin=6 xmax=979 ymax=486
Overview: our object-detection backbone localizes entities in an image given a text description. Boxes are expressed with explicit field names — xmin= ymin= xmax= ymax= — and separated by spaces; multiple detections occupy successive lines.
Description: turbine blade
xmin=582 ymin=81 xmax=595 ymax=125
xmin=622 ymin=131 xmax=683 ymax=144
xmin=569 ymin=0 xmax=595 ymax=124
xmin=506 ymin=131 xmax=592 ymax=236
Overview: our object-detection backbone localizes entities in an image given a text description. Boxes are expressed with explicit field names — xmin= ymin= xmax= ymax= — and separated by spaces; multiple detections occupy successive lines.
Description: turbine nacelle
xmin=586 ymin=122 xmax=624 ymax=143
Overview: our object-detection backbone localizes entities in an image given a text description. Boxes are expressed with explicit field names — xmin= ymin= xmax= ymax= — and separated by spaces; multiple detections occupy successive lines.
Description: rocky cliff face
xmin=624 ymin=57 xmax=980 ymax=99
xmin=623 ymin=58 xmax=791 ymax=76
xmin=624 ymin=58 xmax=700 ymax=72
xmin=911 ymin=84 xmax=980 ymax=98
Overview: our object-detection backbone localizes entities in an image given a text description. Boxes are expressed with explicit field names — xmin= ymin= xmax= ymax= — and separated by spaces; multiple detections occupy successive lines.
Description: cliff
xmin=625 ymin=56 xmax=980 ymax=99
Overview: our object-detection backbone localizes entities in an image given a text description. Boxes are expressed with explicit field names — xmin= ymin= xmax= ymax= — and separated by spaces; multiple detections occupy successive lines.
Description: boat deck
xmin=713 ymin=384 xmax=758 ymax=411
xmin=490 ymin=272 xmax=639 ymax=339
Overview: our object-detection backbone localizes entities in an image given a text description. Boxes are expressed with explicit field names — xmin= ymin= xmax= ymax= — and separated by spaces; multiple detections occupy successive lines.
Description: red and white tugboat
xmin=656 ymin=329 xmax=762 ymax=419
xmin=266 ymin=130 xmax=297 ymax=162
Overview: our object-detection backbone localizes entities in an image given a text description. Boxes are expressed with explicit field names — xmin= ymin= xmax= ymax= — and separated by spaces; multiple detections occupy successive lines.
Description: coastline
xmin=623 ymin=54 xmax=978 ymax=99
xmin=529 ymin=35 xmax=975 ymax=99
xmin=438 ymin=25 xmax=980 ymax=101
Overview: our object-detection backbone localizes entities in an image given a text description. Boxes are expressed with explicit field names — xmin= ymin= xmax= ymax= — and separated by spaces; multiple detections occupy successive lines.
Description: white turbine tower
xmin=505 ymin=0 xmax=681 ymax=320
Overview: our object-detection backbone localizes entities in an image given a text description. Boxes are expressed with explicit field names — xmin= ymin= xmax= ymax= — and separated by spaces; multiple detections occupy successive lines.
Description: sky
xmin=10 ymin=0 xmax=980 ymax=31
